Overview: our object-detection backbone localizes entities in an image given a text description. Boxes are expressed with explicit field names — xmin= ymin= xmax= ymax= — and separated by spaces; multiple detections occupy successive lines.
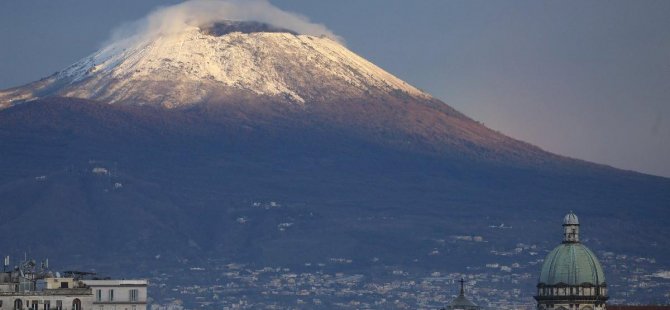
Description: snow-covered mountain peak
xmin=1 ymin=21 xmax=430 ymax=109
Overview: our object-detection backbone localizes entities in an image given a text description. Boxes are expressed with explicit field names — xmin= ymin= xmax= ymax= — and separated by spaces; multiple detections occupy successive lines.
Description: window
xmin=129 ymin=289 xmax=139 ymax=302
xmin=60 ymin=282 xmax=68 ymax=289
xmin=31 ymin=300 xmax=38 ymax=310
xmin=14 ymin=299 xmax=22 ymax=310
xmin=96 ymin=289 xmax=102 ymax=301
xmin=109 ymin=289 xmax=114 ymax=302
xmin=72 ymin=299 xmax=81 ymax=310
xmin=56 ymin=300 xmax=62 ymax=310
xmin=44 ymin=300 xmax=50 ymax=310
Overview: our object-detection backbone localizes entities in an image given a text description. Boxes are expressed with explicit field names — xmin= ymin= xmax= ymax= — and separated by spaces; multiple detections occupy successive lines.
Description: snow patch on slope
xmin=2 ymin=23 xmax=430 ymax=108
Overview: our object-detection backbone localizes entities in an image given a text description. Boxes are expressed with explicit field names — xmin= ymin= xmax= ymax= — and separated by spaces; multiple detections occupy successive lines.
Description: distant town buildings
xmin=0 ymin=257 xmax=147 ymax=310
xmin=2 ymin=212 xmax=669 ymax=309
xmin=442 ymin=212 xmax=612 ymax=310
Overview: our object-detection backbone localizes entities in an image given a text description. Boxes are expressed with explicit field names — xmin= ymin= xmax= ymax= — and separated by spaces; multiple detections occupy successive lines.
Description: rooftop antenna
xmin=459 ymin=278 xmax=465 ymax=296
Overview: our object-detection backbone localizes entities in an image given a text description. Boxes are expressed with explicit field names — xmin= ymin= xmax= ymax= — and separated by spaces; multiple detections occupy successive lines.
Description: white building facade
xmin=0 ymin=275 xmax=92 ymax=310
xmin=82 ymin=280 xmax=147 ymax=310
xmin=0 ymin=258 xmax=148 ymax=310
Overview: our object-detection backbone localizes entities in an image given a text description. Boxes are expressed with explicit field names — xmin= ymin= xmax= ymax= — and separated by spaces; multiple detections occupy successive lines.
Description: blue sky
xmin=1 ymin=0 xmax=668 ymax=177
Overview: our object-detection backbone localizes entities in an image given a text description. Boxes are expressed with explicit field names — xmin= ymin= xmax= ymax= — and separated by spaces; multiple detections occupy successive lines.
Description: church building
xmin=534 ymin=212 xmax=608 ymax=310
xmin=444 ymin=278 xmax=481 ymax=310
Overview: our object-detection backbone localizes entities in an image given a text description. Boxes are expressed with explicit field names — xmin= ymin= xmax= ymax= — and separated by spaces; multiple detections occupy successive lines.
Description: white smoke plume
xmin=105 ymin=0 xmax=341 ymax=47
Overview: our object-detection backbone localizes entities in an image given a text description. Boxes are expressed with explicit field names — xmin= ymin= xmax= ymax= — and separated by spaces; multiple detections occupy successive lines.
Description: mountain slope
xmin=0 ymin=98 xmax=667 ymax=265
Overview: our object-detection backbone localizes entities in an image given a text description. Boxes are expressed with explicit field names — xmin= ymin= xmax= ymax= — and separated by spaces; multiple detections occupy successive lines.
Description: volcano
xmin=0 ymin=19 xmax=668 ymax=305
xmin=0 ymin=21 xmax=553 ymax=163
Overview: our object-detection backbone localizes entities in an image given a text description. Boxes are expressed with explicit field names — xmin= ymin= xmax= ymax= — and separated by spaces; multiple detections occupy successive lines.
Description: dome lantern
xmin=562 ymin=211 xmax=580 ymax=243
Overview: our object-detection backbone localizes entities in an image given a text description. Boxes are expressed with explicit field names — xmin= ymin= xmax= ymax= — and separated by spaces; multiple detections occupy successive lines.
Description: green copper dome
xmin=539 ymin=243 xmax=606 ymax=286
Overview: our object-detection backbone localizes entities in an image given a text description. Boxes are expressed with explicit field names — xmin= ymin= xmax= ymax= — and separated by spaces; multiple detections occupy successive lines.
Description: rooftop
xmin=82 ymin=279 xmax=147 ymax=286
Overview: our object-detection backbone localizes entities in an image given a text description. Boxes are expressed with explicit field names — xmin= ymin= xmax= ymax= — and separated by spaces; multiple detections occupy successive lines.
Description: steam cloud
xmin=105 ymin=0 xmax=341 ymax=47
